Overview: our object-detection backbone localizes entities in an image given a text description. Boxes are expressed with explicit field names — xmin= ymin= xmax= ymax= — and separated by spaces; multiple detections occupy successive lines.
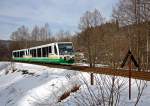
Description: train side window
xmin=31 ymin=49 xmax=34 ymax=57
xmin=30 ymin=50 xmax=32 ymax=56
xmin=28 ymin=49 xmax=30 ymax=55
xmin=42 ymin=47 xmax=47 ymax=57
xmin=49 ymin=46 xmax=52 ymax=53
xmin=21 ymin=51 xmax=23 ymax=57
xmin=19 ymin=51 xmax=20 ymax=57
xmin=37 ymin=48 xmax=41 ymax=57
xmin=32 ymin=49 xmax=34 ymax=57
xmin=22 ymin=51 xmax=24 ymax=57
xmin=18 ymin=52 xmax=20 ymax=57
xmin=33 ymin=49 xmax=36 ymax=57
xmin=42 ymin=47 xmax=48 ymax=57
xmin=14 ymin=52 xmax=17 ymax=57
xmin=54 ymin=45 xmax=57 ymax=55
xmin=16 ymin=52 xmax=17 ymax=57
xmin=20 ymin=51 xmax=23 ymax=57
xmin=13 ymin=52 xmax=16 ymax=57
xmin=17 ymin=52 xmax=19 ymax=57
xmin=21 ymin=51 xmax=24 ymax=57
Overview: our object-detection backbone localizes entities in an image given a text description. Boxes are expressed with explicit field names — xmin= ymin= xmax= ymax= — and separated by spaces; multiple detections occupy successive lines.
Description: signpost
xmin=121 ymin=50 xmax=139 ymax=100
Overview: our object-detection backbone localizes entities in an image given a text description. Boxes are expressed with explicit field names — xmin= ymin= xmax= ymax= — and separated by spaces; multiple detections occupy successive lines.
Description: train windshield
xmin=58 ymin=43 xmax=74 ymax=55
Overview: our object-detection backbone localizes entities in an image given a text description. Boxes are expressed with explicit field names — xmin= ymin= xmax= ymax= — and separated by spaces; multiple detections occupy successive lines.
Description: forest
xmin=0 ymin=0 xmax=150 ymax=70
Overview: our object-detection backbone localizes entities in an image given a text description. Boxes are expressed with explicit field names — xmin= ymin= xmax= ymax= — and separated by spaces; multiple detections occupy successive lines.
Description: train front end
xmin=57 ymin=42 xmax=75 ymax=64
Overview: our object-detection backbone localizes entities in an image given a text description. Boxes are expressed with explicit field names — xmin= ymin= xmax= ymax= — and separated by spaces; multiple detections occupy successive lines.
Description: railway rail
xmin=16 ymin=61 xmax=150 ymax=81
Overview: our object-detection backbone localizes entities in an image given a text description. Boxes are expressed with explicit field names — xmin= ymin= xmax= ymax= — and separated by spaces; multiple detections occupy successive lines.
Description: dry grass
xmin=58 ymin=85 xmax=80 ymax=102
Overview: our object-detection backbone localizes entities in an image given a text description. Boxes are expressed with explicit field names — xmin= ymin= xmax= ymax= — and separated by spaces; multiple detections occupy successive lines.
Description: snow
xmin=59 ymin=75 xmax=150 ymax=106
xmin=75 ymin=63 xmax=109 ymax=67
xmin=0 ymin=62 xmax=150 ymax=106
xmin=0 ymin=62 xmax=80 ymax=106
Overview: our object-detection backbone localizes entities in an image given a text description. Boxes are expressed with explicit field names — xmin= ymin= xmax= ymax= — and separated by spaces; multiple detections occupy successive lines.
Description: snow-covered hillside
xmin=0 ymin=62 xmax=150 ymax=106
xmin=0 ymin=62 xmax=82 ymax=106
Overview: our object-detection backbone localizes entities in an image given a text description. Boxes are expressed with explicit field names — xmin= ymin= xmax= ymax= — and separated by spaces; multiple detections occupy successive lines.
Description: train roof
xmin=12 ymin=49 xmax=27 ymax=52
xmin=12 ymin=42 xmax=73 ymax=52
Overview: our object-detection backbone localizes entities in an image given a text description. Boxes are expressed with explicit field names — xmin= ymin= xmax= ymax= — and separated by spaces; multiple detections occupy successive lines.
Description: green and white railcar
xmin=12 ymin=42 xmax=75 ymax=64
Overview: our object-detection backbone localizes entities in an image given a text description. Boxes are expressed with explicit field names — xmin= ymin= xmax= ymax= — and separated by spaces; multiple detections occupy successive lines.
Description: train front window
xmin=58 ymin=43 xmax=74 ymax=55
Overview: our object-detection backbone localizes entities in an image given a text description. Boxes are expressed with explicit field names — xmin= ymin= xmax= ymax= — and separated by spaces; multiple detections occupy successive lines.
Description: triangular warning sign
xmin=121 ymin=50 xmax=139 ymax=68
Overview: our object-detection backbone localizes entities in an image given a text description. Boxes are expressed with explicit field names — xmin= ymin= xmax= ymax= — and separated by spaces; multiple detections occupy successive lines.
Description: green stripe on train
xmin=13 ymin=57 xmax=74 ymax=64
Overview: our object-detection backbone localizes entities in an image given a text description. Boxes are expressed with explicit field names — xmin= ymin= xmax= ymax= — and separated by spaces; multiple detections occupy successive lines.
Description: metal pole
xmin=91 ymin=73 xmax=94 ymax=85
xmin=128 ymin=55 xmax=132 ymax=100
xmin=147 ymin=33 xmax=149 ymax=69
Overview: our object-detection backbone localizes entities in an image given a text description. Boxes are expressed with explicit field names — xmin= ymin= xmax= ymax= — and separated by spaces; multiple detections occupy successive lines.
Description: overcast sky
xmin=0 ymin=0 xmax=119 ymax=40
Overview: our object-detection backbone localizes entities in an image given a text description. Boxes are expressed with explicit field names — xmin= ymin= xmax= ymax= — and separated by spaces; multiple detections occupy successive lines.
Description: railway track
xmin=16 ymin=61 xmax=150 ymax=81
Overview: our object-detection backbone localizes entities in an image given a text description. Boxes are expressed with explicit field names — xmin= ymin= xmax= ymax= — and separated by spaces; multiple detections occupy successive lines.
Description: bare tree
xmin=78 ymin=9 xmax=105 ymax=85
xmin=79 ymin=9 xmax=105 ymax=68
xmin=55 ymin=30 xmax=73 ymax=42
xmin=39 ymin=23 xmax=51 ymax=41
xmin=112 ymin=0 xmax=150 ymax=70
xmin=10 ymin=25 xmax=31 ymax=49
xmin=31 ymin=25 xmax=40 ymax=41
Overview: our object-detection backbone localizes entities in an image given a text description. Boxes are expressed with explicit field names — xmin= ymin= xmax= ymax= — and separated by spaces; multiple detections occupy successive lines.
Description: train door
xmin=48 ymin=43 xmax=59 ymax=59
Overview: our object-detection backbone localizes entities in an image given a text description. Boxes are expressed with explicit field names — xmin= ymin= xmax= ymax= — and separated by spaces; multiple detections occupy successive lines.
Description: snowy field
xmin=0 ymin=62 xmax=150 ymax=106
